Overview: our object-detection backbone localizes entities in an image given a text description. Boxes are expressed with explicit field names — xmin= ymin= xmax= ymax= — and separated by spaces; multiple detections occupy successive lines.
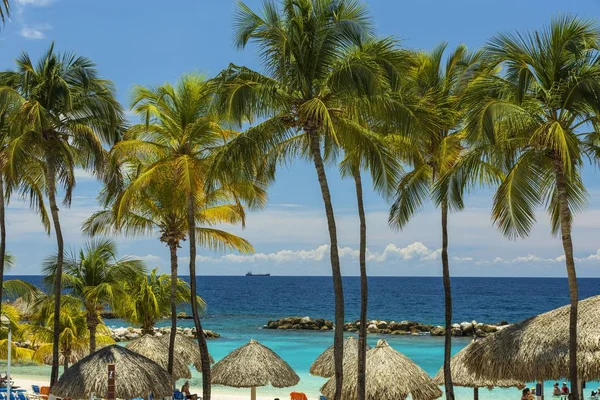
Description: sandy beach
xmin=11 ymin=375 xmax=314 ymax=400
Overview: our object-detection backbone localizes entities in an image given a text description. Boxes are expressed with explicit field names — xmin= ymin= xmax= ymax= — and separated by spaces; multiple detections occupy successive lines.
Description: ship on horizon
xmin=245 ymin=271 xmax=271 ymax=276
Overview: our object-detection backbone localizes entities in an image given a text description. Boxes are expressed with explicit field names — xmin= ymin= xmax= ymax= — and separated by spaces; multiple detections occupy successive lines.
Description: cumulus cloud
xmin=193 ymin=242 xmax=443 ymax=265
xmin=19 ymin=24 xmax=51 ymax=39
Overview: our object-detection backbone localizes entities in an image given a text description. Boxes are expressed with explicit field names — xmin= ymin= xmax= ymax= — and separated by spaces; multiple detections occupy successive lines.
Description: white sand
xmin=11 ymin=375 xmax=314 ymax=400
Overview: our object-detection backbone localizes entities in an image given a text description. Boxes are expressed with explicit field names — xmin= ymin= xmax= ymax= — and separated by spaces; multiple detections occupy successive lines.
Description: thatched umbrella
xmin=212 ymin=339 xmax=300 ymax=400
xmin=158 ymin=332 xmax=214 ymax=371
xmin=462 ymin=294 xmax=600 ymax=384
xmin=51 ymin=344 xmax=173 ymax=399
xmin=321 ymin=339 xmax=442 ymax=400
xmin=433 ymin=341 xmax=525 ymax=399
xmin=310 ymin=336 xmax=370 ymax=378
xmin=126 ymin=334 xmax=192 ymax=380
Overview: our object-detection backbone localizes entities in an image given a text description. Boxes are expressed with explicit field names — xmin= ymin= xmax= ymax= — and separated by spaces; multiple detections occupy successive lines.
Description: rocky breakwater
xmin=265 ymin=316 xmax=334 ymax=331
xmin=265 ymin=316 xmax=510 ymax=338
xmin=109 ymin=326 xmax=221 ymax=342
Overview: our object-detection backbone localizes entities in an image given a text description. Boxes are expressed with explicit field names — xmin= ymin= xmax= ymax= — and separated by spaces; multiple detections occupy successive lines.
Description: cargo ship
xmin=245 ymin=271 xmax=271 ymax=276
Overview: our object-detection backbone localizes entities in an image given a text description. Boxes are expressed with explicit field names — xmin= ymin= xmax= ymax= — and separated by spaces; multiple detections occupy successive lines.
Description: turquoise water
xmin=6 ymin=276 xmax=600 ymax=399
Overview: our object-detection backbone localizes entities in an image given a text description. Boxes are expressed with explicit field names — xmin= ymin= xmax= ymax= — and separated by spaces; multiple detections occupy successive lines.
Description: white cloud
xmin=73 ymin=169 xmax=96 ymax=181
xmin=19 ymin=24 xmax=51 ymax=39
xmin=16 ymin=0 xmax=54 ymax=5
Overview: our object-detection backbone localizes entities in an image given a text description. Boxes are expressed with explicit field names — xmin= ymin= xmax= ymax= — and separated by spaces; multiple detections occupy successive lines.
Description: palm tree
xmin=87 ymin=74 xmax=261 ymax=398
xmin=115 ymin=268 xmax=200 ymax=335
xmin=0 ymin=0 xmax=8 ymax=27
xmin=0 ymin=44 xmax=124 ymax=384
xmin=464 ymin=16 xmax=600 ymax=397
xmin=84 ymin=174 xmax=253 ymax=373
xmin=42 ymin=239 xmax=146 ymax=353
xmin=388 ymin=44 xmax=488 ymax=400
xmin=27 ymin=295 xmax=114 ymax=371
xmin=211 ymin=3 xmax=406 ymax=396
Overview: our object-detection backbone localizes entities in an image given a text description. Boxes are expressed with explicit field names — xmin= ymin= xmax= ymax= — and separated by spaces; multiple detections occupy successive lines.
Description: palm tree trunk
xmin=0 ymin=175 xmax=6 ymax=316
xmin=167 ymin=241 xmax=178 ymax=375
xmin=47 ymin=161 xmax=64 ymax=387
xmin=63 ymin=351 xmax=69 ymax=372
xmin=555 ymin=162 xmax=579 ymax=399
xmin=353 ymin=169 xmax=368 ymax=400
xmin=441 ymin=199 xmax=454 ymax=400
xmin=307 ymin=128 xmax=344 ymax=400
xmin=187 ymin=192 xmax=211 ymax=400
xmin=88 ymin=319 xmax=97 ymax=354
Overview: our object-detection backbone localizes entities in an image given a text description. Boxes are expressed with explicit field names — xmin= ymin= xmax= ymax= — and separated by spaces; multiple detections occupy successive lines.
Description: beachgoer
xmin=553 ymin=383 xmax=561 ymax=396
xmin=181 ymin=381 xmax=197 ymax=400
xmin=562 ymin=382 xmax=570 ymax=396
xmin=522 ymin=388 xmax=531 ymax=400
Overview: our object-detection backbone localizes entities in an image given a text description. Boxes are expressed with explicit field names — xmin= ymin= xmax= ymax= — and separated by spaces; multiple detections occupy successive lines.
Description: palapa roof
xmin=211 ymin=339 xmax=300 ymax=388
xmin=320 ymin=339 xmax=442 ymax=400
xmin=125 ymin=334 xmax=192 ymax=380
xmin=158 ymin=332 xmax=214 ymax=371
xmin=462 ymin=294 xmax=600 ymax=382
xmin=310 ymin=336 xmax=370 ymax=378
xmin=433 ymin=342 xmax=525 ymax=389
xmin=51 ymin=345 xmax=173 ymax=399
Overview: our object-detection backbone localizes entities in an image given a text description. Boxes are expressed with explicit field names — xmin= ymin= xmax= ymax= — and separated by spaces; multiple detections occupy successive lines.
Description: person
xmin=562 ymin=382 xmax=570 ymax=396
xmin=553 ymin=383 xmax=561 ymax=396
xmin=522 ymin=388 xmax=531 ymax=400
xmin=591 ymin=389 xmax=598 ymax=399
xmin=181 ymin=381 xmax=197 ymax=400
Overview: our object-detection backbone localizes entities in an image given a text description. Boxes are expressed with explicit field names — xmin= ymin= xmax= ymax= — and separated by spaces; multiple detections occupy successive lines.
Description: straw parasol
xmin=462 ymin=294 xmax=600 ymax=382
xmin=321 ymin=339 xmax=442 ymax=400
xmin=158 ymin=332 xmax=214 ymax=371
xmin=310 ymin=336 xmax=370 ymax=378
xmin=126 ymin=334 xmax=192 ymax=380
xmin=212 ymin=339 xmax=300 ymax=400
xmin=433 ymin=341 xmax=525 ymax=399
xmin=51 ymin=344 xmax=173 ymax=399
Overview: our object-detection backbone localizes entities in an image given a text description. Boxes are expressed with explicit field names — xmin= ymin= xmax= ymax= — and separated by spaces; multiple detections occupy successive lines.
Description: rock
xmin=367 ymin=324 xmax=379 ymax=333
xmin=451 ymin=327 xmax=463 ymax=336
xmin=460 ymin=322 xmax=474 ymax=335
xmin=498 ymin=320 xmax=509 ymax=326
xmin=267 ymin=321 xmax=279 ymax=329
xmin=480 ymin=324 xmax=498 ymax=334
xmin=320 ymin=326 xmax=330 ymax=331
xmin=376 ymin=321 xmax=388 ymax=329
xmin=125 ymin=332 xmax=139 ymax=340
xmin=154 ymin=332 xmax=163 ymax=337
xmin=390 ymin=330 xmax=408 ymax=335
xmin=278 ymin=323 xmax=293 ymax=330
xmin=430 ymin=326 xmax=445 ymax=336
xmin=300 ymin=316 xmax=311 ymax=324
xmin=291 ymin=324 xmax=302 ymax=330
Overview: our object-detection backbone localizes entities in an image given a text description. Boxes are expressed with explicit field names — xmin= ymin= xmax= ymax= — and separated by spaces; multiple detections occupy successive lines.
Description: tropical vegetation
xmin=0 ymin=3 xmax=596 ymax=399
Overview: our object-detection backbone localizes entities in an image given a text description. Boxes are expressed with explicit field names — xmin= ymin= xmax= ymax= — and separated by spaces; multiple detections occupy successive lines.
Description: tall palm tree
xmin=114 ymin=268 xmax=201 ymax=335
xmin=42 ymin=239 xmax=146 ymax=353
xmin=465 ymin=16 xmax=600 ymax=397
xmin=83 ymin=171 xmax=254 ymax=372
xmin=388 ymin=44 xmax=488 ymax=400
xmin=0 ymin=44 xmax=124 ymax=385
xmin=92 ymin=74 xmax=262 ymax=399
xmin=211 ymin=3 xmax=405 ymax=397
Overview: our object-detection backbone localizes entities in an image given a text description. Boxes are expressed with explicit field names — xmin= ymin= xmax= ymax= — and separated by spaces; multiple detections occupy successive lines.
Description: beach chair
xmin=16 ymin=393 xmax=27 ymax=400
xmin=319 ymin=396 xmax=327 ymax=400
xmin=38 ymin=387 xmax=49 ymax=400
xmin=173 ymin=390 xmax=184 ymax=400
xmin=290 ymin=393 xmax=308 ymax=400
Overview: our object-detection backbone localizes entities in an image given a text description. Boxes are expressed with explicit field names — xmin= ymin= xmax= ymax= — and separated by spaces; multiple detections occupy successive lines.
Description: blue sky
xmin=1 ymin=0 xmax=600 ymax=276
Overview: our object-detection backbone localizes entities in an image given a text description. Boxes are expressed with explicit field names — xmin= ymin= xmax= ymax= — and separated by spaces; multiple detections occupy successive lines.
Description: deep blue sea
xmin=5 ymin=275 xmax=600 ymax=399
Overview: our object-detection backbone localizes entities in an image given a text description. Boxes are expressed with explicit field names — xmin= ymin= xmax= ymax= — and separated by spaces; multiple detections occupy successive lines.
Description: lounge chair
xmin=290 ymin=393 xmax=308 ymax=400
xmin=319 ymin=396 xmax=327 ymax=400
xmin=38 ymin=387 xmax=49 ymax=400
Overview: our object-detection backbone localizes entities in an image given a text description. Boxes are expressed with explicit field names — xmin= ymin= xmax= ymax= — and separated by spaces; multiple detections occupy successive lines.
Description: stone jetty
xmin=109 ymin=326 xmax=220 ymax=342
xmin=264 ymin=316 xmax=510 ymax=337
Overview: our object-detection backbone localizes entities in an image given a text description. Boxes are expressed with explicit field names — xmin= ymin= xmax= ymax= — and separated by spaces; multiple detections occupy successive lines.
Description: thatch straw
xmin=211 ymin=339 xmax=300 ymax=388
xmin=51 ymin=345 xmax=173 ymax=399
xmin=462 ymin=294 xmax=600 ymax=382
xmin=158 ymin=332 xmax=214 ymax=371
xmin=310 ymin=336 xmax=370 ymax=378
xmin=125 ymin=334 xmax=192 ymax=380
xmin=433 ymin=342 xmax=525 ymax=389
xmin=320 ymin=339 xmax=442 ymax=400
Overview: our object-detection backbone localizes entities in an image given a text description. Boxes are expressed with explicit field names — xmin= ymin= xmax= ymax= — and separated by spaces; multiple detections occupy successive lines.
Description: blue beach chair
xmin=173 ymin=391 xmax=184 ymax=400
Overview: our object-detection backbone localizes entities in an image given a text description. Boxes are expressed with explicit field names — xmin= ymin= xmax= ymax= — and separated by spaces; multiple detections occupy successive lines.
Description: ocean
xmin=4 ymin=275 xmax=600 ymax=399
